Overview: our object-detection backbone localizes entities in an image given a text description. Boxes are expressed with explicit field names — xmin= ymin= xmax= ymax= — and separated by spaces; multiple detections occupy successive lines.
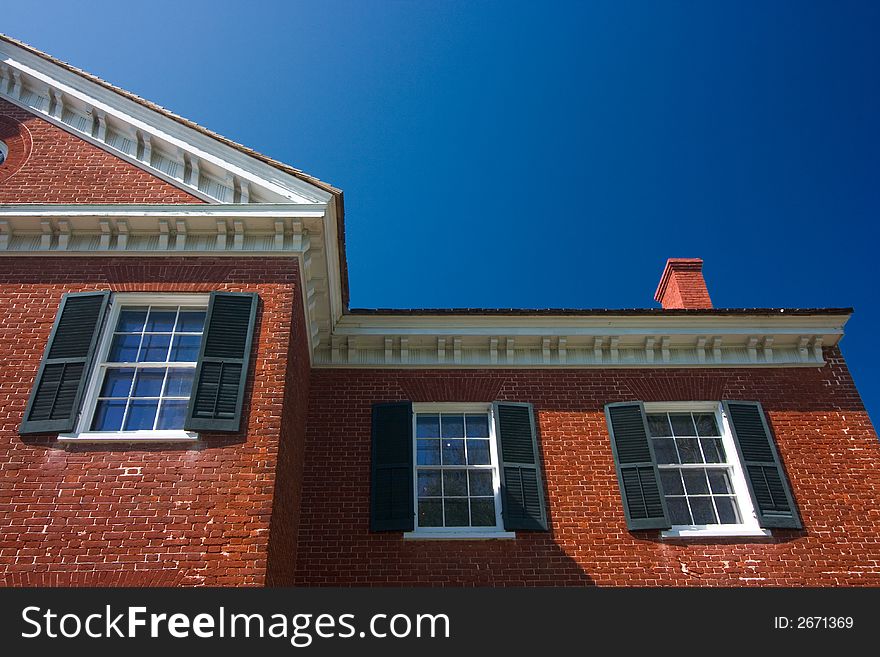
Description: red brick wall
xmin=0 ymin=256 xmax=308 ymax=586
xmin=295 ymin=353 xmax=880 ymax=586
xmin=0 ymin=98 xmax=203 ymax=203
xmin=265 ymin=266 xmax=311 ymax=586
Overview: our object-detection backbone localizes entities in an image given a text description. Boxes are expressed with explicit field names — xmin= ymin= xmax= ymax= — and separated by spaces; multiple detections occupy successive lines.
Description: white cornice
xmin=314 ymin=313 xmax=844 ymax=368
xmin=0 ymin=40 xmax=334 ymax=205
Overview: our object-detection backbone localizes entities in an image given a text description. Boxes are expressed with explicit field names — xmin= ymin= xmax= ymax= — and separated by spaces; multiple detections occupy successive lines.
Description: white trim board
xmin=313 ymin=341 xmax=832 ymax=368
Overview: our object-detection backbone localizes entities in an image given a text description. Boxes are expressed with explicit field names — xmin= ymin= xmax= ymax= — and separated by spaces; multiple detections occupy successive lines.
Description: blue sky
xmin=3 ymin=1 xmax=878 ymax=423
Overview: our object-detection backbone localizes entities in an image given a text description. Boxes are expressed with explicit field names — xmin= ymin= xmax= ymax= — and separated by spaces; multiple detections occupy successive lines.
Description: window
xmin=0 ymin=140 xmax=7 ymax=165
xmin=64 ymin=294 xmax=209 ymax=441
xmin=606 ymin=400 xmax=800 ymax=535
xmin=20 ymin=290 xmax=257 ymax=439
xmin=371 ymin=401 xmax=547 ymax=537
xmin=645 ymin=402 xmax=767 ymax=538
xmin=409 ymin=403 xmax=509 ymax=537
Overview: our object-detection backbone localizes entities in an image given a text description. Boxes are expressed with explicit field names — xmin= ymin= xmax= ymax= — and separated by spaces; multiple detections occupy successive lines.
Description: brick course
xmin=0 ymin=256 xmax=306 ymax=586
xmin=294 ymin=355 xmax=880 ymax=586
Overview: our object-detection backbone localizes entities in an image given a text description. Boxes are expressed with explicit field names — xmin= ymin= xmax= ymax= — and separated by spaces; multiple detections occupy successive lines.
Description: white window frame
xmin=404 ymin=402 xmax=515 ymax=540
xmin=58 ymin=293 xmax=209 ymax=443
xmin=645 ymin=401 xmax=771 ymax=538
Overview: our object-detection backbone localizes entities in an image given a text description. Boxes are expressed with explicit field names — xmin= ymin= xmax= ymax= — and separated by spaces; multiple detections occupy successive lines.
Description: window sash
xmin=68 ymin=294 xmax=209 ymax=439
xmin=412 ymin=406 xmax=505 ymax=533
xmin=645 ymin=404 xmax=761 ymax=532
xmin=659 ymin=465 xmax=743 ymax=526
xmin=91 ymin=363 xmax=197 ymax=432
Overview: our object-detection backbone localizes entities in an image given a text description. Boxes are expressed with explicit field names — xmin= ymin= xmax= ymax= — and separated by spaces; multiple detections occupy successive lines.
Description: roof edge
xmin=347 ymin=307 xmax=854 ymax=317
xmin=0 ymin=33 xmax=341 ymax=196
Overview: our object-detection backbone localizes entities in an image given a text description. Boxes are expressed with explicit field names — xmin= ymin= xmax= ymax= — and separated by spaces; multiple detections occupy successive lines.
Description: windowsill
xmin=661 ymin=526 xmax=772 ymax=539
xmin=403 ymin=530 xmax=516 ymax=541
xmin=58 ymin=430 xmax=199 ymax=443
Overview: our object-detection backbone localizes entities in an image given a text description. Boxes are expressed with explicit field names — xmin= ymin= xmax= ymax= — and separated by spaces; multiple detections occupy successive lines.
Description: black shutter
xmin=184 ymin=291 xmax=258 ymax=432
xmin=605 ymin=402 xmax=671 ymax=530
xmin=723 ymin=401 xmax=802 ymax=529
xmin=19 ymin=291 xmax=110 ymax=435
xmin=494 ymin=402 xmax=548 ymax=531
xmin=370 ymin=402 xmax=414 ymax=532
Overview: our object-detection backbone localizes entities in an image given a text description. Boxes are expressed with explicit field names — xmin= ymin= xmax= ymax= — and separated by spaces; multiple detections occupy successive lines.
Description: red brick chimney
xmin=654 ymin=258 xmax=713 ymax=309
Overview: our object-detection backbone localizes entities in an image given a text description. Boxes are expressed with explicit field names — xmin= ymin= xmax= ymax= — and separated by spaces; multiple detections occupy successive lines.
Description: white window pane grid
xmin=90 ymin=305 xmax=205 ymax=432
xmin=415 ymin=412 xmax=497 ymax=529
xmin=648 ymin=411 xmax=744 ymax=527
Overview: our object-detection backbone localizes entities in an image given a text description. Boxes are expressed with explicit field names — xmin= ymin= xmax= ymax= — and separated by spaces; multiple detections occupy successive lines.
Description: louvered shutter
xmin=493 ymin=402 xmax=548 ymax=531
xmin=370 ymin=402 xmax=414 ymax=531
xmin=605 ymin=402 xmax=671 ymax=530
xmin=723 ymin=401 xmax=802 ymax=529
xmin=184 ymin=292 xmax=258 ymax=432
xmin=19 ymin=291 xmax=111 ymax=435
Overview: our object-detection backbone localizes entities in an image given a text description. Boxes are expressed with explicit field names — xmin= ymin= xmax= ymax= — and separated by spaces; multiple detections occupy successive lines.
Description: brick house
xmin=1 ymin=35 xmax=878 ymax=587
